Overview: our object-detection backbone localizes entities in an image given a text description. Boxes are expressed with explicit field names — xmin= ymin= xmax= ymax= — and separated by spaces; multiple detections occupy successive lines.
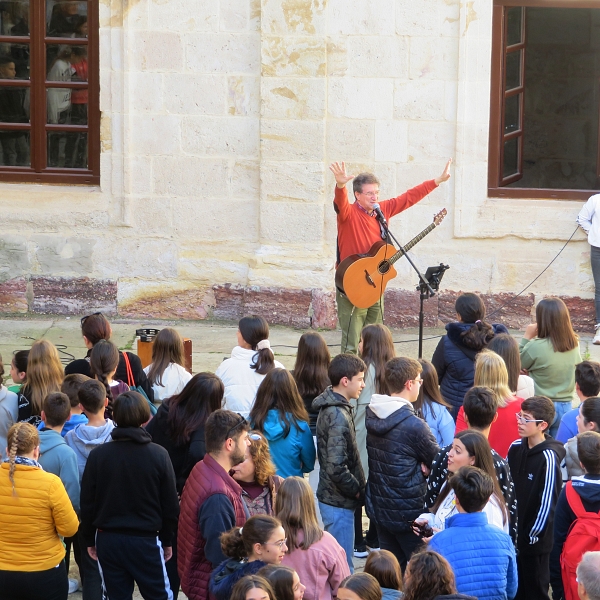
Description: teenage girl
xmin=414 ymin=359 xmax=454 ymax=447
xmin=354 ymin=324 xmax=395 ymax=555
xmin=90 ymin=340 xmax=129 ymax=418
xmin=209 ymin=515 xmax=288 ymax=600
xmin=216 ymin=316 xmax=284 ymax=419
xmin=520 ymin=297 xmax=581 ymax=438
xmin=17 ymin=340 xmax=63 ymax=427
xmin=144 ymin=327 xmax=192 ymax=402
xmin=8 ymin=349 xmax=28 ymax=393
xmin=250 ymin=369 xmax=315 ymax=478
xmin=259 ymin=565 xmax=306 ymax=600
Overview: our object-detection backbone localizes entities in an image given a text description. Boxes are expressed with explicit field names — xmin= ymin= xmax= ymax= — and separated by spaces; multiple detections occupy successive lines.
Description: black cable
xmin=271 ymin=227 xmax=581 ymax=350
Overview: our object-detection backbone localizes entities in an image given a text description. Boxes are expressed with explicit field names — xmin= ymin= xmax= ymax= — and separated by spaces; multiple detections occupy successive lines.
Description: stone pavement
xmin=2 ymin=315 xmax=596 ymax=599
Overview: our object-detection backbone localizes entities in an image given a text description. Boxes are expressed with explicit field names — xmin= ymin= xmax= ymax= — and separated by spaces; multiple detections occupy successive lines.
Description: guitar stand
xmin=377 ymin=216 xmax=448 ymax=358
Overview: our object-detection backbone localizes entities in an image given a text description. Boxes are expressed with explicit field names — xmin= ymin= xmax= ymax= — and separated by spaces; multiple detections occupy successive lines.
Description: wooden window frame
xmin=488 ymin=0 xmax=600 ymax=200
xmin=0 ymin=0 xmax=99 ymax=185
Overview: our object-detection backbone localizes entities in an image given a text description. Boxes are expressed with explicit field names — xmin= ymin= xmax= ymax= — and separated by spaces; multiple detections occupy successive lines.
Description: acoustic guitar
xmin=335 ymin=208 xmax=447 ymax=309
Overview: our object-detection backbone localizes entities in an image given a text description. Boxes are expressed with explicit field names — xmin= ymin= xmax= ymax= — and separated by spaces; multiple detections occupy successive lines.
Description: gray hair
xmin=577 ymin=552 xmax=600 ymax=600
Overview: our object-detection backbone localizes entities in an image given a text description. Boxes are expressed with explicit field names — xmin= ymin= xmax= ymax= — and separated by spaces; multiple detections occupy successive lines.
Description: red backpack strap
xmin=121 ymin=351 xmax=134 ymax=388
xmin=565 ymin=481 xmax=587 ymax=518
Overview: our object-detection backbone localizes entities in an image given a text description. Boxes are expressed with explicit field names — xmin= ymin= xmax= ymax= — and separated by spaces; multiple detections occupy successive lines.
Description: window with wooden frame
xmin=489 ymin=0 xmax=600 ymax=200
xmin=0 ymin=0 xmax=99 ymax=184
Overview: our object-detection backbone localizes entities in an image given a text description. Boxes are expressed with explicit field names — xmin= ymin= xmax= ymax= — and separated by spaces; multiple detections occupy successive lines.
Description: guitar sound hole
xmin=378 ymin=261 xmax=390 ymax=274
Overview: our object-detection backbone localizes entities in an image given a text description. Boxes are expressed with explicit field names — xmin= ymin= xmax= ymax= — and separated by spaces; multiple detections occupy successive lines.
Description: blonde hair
xmin=474 ymin=350 xmax=513 ymax=408
xmin=6 ymin=422 xmax=39 ymax=495
xmin=22 ymin=340 xmax=64 ymax=416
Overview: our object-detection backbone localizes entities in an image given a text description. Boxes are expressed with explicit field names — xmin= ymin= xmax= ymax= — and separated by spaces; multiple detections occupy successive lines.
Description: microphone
xmin=372 ymin=203 xmax=387 ymax=225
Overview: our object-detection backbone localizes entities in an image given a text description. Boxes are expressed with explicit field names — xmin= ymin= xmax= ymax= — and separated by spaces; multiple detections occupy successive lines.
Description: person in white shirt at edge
xmin=143 ymin=327 xmax=192 ymax=403
xmin=216 ymin=316 xmax=284 ymax=420
xmin=577 ymin=193 xmax=600 ymax=344
xmin=415 ymin=430 xmax=509 ymax=536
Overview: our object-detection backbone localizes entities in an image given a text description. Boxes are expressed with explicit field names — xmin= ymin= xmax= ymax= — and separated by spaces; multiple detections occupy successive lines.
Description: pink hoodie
xmin=281 ymin=529 xmax=350 ymax=600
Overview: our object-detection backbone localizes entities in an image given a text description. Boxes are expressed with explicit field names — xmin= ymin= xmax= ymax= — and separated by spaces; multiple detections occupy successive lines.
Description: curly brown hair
xmin=403 ymin=551 xmax=456 ymax=600
xmin=247 ymin=430 xmax=277 ymax=486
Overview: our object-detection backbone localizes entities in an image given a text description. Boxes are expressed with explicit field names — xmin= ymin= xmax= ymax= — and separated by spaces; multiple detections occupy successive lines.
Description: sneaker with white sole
xmin=68 ymin=578 xmax=79 ymax=594
xmin=594 ymin=324 xmax=600 ymax=345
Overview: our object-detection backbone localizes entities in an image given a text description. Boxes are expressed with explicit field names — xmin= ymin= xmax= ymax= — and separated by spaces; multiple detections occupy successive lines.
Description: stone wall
xmin=0 ymin=0 xmax=595 ymax=330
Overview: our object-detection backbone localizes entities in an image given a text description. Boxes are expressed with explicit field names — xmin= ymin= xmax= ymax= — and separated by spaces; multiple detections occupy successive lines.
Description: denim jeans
xmin=318 ymin=501 xmax=355 ymax=573
xmin=549 ymin=400 xmax=572 ymax=439
xmin=591 ymin=245 xmax=600 ymax=323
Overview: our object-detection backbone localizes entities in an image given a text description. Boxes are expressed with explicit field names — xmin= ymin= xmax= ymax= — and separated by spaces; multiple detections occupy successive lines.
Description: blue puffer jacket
xmin=365 ymin=395 xmax=440 ymax=534
xmin=428 ymin=512 xmax=517 ymax=600
xmin=209 ymin=559 xmax=266 ymax=600
xmin=431 ymin=322 xmax=509 ymax=417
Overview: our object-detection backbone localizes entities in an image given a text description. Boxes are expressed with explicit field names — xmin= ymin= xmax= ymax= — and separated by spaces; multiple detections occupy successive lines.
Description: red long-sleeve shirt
xmin=334 ymin=180 xmax=438 ymax=265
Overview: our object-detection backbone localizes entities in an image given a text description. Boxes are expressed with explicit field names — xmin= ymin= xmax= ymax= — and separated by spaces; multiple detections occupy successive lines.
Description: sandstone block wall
xmin=0 ymin=0 xmax=594 ymax=329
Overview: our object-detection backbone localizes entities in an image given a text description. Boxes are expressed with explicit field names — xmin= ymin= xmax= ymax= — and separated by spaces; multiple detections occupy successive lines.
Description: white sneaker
xmin=594 ymin=324 xmax=600 ymax=345
xmin=68 ymin=578 xmax=79 ymax=594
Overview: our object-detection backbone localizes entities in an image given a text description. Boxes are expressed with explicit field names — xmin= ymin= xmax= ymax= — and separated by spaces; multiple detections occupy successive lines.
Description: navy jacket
xmin=209 ymin=559 xmax=266 ymax=600
xmin=549 ymin=474 xmax=600 ymax=599
xmin=429 ymin=512 xmax=518 ymax=600
xmin=365 ymin=396 xmax=439 ymax=533
xmin=432 ymin=322 xmax=509 ymax=416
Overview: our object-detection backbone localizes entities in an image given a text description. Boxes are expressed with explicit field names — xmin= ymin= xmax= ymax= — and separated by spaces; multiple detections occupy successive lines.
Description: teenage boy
xmin=65 ymin=378 xmax=114 ymax=600
xmin=426 ymin=386 xmax=517 ymax=542
xmin=550 ymin=431 xmax=600 ymax=600
xmin=365 ymin=356 xmax=439 ymax=572
xmin=60 ymin=373 xmax=90 ymax=436
xmin=312 ymin=353 xmax=367 ymax=573
xmin=429 ymin=466 xmax=517 ymax=600
xmin=507 ymin=395 xmax=566 ymax=600
xmin=178 ymin=409 xmax=251 ymax=600
xmin=38 ymin=392 xmax=80 ymax=513
xmin=556 ymin=361 xmax=600 ymax=443
xmin=65 ymin=378 xmax=114 ymax=482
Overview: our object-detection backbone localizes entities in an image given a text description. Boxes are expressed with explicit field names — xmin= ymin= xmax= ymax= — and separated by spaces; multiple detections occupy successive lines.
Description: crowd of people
xmin=0 ymin=299 xmax=599 ymax=600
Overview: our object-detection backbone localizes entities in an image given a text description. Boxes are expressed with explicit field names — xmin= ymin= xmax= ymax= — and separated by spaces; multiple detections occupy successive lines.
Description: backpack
xmin=560 ymin=481 xmax=600 ymax=600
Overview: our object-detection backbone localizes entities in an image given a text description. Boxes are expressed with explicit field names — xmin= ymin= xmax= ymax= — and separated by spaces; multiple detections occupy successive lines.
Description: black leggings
xmin=0 ymin=561 xmax=68 ymax=600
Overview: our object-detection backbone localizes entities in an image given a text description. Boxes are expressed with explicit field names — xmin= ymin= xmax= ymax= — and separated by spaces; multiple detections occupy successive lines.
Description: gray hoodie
xmin=0 ymin=386 xmax=18 ymax=459
xmin=65 ymin=420 xmax=115 ymax=482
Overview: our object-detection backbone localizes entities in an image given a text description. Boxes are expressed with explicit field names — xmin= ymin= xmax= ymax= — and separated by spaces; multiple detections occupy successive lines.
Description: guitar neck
xmin=389 ymin=222 xmax=438 ymax=265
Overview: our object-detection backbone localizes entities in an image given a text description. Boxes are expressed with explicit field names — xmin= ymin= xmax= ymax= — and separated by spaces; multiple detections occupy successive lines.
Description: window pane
xmin=0 ymin=86 xmax=29 ymax=123
xmin=0 ymin=43 xmax=30 ymax=79
xmin=0 ymin=130 xmax=29 ymax=166
xmin=47 ymin=1 xmax=88 ymax=37
xmin=48 ymin=131 xmax=87 ymax=169
xmin=0 ymin=1 xmax=30 ymax=36
xmin=503 ymin=137 xmax=519 ymax=179
xmin=506 ymin=7 xmax=523 ymax=46
xmin=505 ymin=50 xmax=521 ymax=91
xmin=47 ymin=45 xmax=88 ymax=81
xmin=46 ymin=91 xmax=87 ymax=125
xmin=504 ymin=94 xmax=520 ymax=134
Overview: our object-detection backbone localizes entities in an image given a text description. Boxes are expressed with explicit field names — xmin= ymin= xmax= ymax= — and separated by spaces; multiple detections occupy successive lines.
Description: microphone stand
xmin=375 ymin=213 xmax=445 ymax=358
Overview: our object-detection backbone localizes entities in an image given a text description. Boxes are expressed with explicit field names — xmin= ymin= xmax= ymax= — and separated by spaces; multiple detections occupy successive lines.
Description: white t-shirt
xmin=143 ymin=362 xmax=192 ymax=402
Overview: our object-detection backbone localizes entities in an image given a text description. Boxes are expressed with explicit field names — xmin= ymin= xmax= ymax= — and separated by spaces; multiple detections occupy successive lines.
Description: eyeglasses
xmin=81 ymin=312 xmax=102 ymax=325
xmin=360 ymin=191 xmax=379 ymax=198
xmin=516 ymin=413 xmax=544 ymax=424
xmin=411 ymin=378 xmax=423 ymax=386
xmin=265 ymin=538 xmax=287 ymax=550
xmin=226 ymin=414 xmax=248 ymax=439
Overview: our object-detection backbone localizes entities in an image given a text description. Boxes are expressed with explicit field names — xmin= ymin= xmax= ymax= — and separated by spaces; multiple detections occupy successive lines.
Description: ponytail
xmin=90 ymin=340 xmax=119 ymax=417
xmin=220 ymin=515 xmax=282 ymax=560
xmin=460 ymin=320 xmax=495 ymax=351
xmin=238 ymin=316 xmax=276 ymax=376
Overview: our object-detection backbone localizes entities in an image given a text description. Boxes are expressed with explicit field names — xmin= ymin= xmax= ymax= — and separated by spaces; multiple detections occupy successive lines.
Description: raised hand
xmin=434 ymin=158 xmax=453 ymax=185
xmin=329 ymin=161 xmax=355 ymax=188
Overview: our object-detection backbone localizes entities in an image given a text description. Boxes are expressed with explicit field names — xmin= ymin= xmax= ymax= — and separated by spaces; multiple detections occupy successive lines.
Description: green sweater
xmin=519 ymin=337 xmax=581 ymax=402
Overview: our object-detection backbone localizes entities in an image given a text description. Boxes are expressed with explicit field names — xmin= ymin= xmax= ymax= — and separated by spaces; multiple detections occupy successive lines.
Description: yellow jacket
xmin=0 ymin=462 xmax=79 ymax=571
